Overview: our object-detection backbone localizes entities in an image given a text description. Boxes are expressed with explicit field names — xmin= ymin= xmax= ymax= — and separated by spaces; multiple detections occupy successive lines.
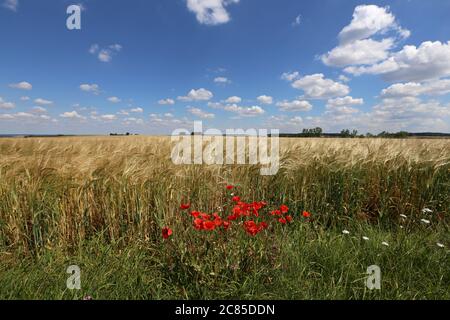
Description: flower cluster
xmin=162 ymin=185 xmax=313 ymax=239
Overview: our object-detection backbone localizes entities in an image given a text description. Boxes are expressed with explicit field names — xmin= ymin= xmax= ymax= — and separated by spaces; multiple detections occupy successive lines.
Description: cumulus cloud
xmin=345 ymin=41 xmax=450 ymax=82
xmin=158 ymin=98 xmax=175 ymax=105
xmin=292 ymin=14 xmax=301 ymax=27
xmin=225 ymin=96 xmax=242 ymax=104
xmin=99 ymin=114 xmax=117 ymax=121
xmin=187 ymin=107 xmax=215 ymax=119
xmin=80 ymin=83 xmax=100 ymax=95
xmin=281 ymin=71 xmax=300 ymax=82
xmin=89 ymin=44 xmax=122 ymax=62
xmin=286 ymin=73 xmax=350 ymax=99
xmin=60 ymin=111 xmax=85 ymax=120
xmin=214 ymin=76 xmax=231 ymax=84
xmin=381 ymin=79 xmax=450 ymax=97
xmin=322 ymin=5 xmax=410 ymax=68
xmin=186 ymin=0 xmax=239 ymax=26
xmin=257 ymin=95 xmax=273 ymax=105
xmin=322 ymin=38 xmax=394 ymax=67
xmin=276 ymin=99 xmax=312 ymax=112
xmin=224 ymin=104 xmax=265 ymax=117
xmin=0 ymin=97 xmax=15 ymax=109
xmin=338 ymin=5 xmax=409 ymax=44
xmin=326 ymin=96 xmax=364 ymax=108
xmin=9 ymin=81 xmax=32 ymax=90
xmin=31 ymin=106 xmax=47 ymax=114
xmin=130 ymin=107 xmax=143 ymax=113
xmin=178 ymin=88 xmax=213 ymax=101
xmin=107 ymin=96 xmax=121 ymax=103
xmin=34 ymin=98 xmax=53 ymax=106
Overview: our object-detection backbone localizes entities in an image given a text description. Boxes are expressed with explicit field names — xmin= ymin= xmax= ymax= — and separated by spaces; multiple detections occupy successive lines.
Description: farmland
xmin=0 ymin=137 xmax=449 ymax=299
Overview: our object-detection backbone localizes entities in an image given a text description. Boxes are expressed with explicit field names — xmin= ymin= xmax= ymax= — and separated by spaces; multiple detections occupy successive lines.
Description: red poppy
xmin=203 ymin=220 xmax=216 ymax=231
xmin=280 ymin=205 xmax=289 ymax=213
xmin=162 ymin=227 xmax=172 ymax=239
xmin=191 ymin=211 xmax=201 ymax=218
xmin=180 ymin=203 xmax=191 ymax=210
xmin=226 ymin=185 xmax=234 ymax=190
xmin=278 ymin=218 xmax=287 ymax=225
xmin=302 ymin=211 xmax=311 ymax=218
xmin=223 ymin=221 xmax=231 ymax=230
xmin=286 ymin=215 xmax=293 ymax=223
xmin=232 ymin=196 xmax=241 ymax=202
xmin=193 ymin=218 xmax=203 ymax=230
xmin=271 ymin=210 xmax=282 ymax=216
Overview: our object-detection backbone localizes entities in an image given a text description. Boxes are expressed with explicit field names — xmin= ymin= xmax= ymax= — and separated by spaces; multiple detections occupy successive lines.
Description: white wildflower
xmin=422 ymin=208 xmax=433 ymax=214
xmin=362 ymin=236 xmax=370 ymax=241
xmin=342 ymin=230 xmax=350 ymax=235
xmin=437 ymin=243 xmax=445 ymax=248
xmin=381 ymin=242 xmax=389 ymax=247
xmin=421 ymin=219 xmax=431 ymax=224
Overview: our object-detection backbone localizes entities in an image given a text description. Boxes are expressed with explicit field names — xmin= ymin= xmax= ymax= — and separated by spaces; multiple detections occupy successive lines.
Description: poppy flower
xmin=271 ymin=210 xmax=282 ymax=216
xmin=193 ymin=218 xmax=203 ymax=230
xmin=191 ymin=211 xmax=201 ymax=218
xmin=180 ymin=203 xmax=191 ymax=210
xmin=226 ymin=185 xmax=234 ymax=190
xmin=162 ymin=227 xmax=173 ymax=239
xmin=286 ymin=215 xmax=293 ymax=223
xmin=302 ymin=211 xmax=311 ymax=218
xmin=232 ymin=196 xmax=241 ymax=202
xmin=203 ymin=220 xmax=216 ymax=231
xmin=278 ymin=218 xmax=287 ymax=225
xmin=223 ymin=221 xmax=231 ymax=230
xmin=280 ymin=205 xmax=289 ymax=213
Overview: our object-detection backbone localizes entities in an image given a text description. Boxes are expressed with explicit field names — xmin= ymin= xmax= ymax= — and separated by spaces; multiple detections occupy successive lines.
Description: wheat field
xmin=0 ymin=137 xmax=449 ymax=299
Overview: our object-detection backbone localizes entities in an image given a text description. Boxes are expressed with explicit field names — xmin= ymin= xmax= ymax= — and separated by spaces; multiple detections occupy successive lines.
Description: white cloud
xmin=187 ymin=107 xmax=215 ymax=119
xmin=338 ymin=5 xmax=409 ymax=44
xmin=31 ymin=106 xmax=47 ymax=114
xmin=339 ymin=75 xmax=351 ymax=83
xmin=281 ymin=71 xmax=300 ymax=82
xmin=130 ymin=107 xmax=143 ymax=113
xmin=290 ymin=73 xmax=350 ymax=99
xmin=60 ymin=111 xmax=85 ymax=120
xmin=178 ymin=88 xmax=213 ymax=101
xmin=0 ymin=97 xmax=15 ymax=109
xmin=108 ymin=96 xmax=121 ymax=103
xmin=90 ymin=44 xmax=122 ymax=63
xmin=2 ymin=0 xmax=18 ymax=12
xmin=345 ymin=41 xmax=450 ymax=82
xmin=292 ymin=14 xmax=301 ymax=27
xmin=34 ymin=98 xmax=53 ymax=106
xmin=225 ymin=96 xmax=241 ymax=104
xmin=158 ymin=98 xmax=175 ymax=105
xmin=186 ymin=0 xmax=239 ymax=26
xmin=99 ymin=114 xmax=117 ymax=121
xmin=257 ymin=95 xmax=273 ymax=105
xmin=381 ymin=79 xmax=450 ymax=98
xmin=322 ymin=38 xmax=394 ymax=67
xmin=224 ymin=104 xmax=265 ymax=117
xmin=89 ymin=44 xmax=99 ymax=54
xmin=9 ymin=81 xmax=32 ymax=90
xmin=321 ymin=5 xmax=410 ymax=69
xmin=276 ymin=99 xmax=312 ymax=112
xmin=214 ymin=76 xmax=231 ymax=84
xmin=80 ymin=83 xmax=100 ymax=95
xmin=20 ymin=96 xmax=30 ymax=101
xmin=326 ymin=96 xmax=364 ymax=108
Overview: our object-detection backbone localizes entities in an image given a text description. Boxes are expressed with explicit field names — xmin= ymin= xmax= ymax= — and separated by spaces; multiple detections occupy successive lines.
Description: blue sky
xmin=1 ymin=0 xmax=450 ymax=134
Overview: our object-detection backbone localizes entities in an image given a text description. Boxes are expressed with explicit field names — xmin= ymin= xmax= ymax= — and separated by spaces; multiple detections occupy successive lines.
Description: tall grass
xmin=0 ymin=137 xmax=448 ymax=299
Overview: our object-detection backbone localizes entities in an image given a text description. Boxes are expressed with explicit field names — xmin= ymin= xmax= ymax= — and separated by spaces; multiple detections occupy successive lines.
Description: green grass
xmin=1 ymin=223 xmax=448 ymax=300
